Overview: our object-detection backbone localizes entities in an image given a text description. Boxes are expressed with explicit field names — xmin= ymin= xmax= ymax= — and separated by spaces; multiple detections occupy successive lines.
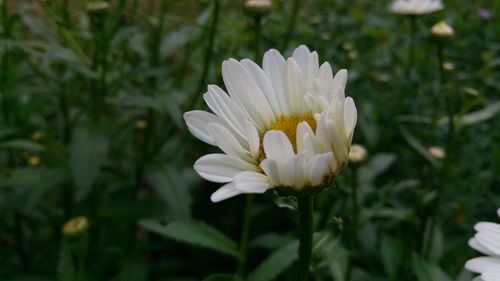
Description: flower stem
xmin=253 ymin=16 xmax=262 ymax=63
xmin=237 ymin=194 xmax=254 ymax=277
xmin=297 ymin=195 xmax=314 ymax=281
xmin=191 ymin=0 xmax=219 ymax=109
xmin=281 ymin=0 xmax=301 ymax=52
xmin=408 ymin=15 xmax=416 ymax=73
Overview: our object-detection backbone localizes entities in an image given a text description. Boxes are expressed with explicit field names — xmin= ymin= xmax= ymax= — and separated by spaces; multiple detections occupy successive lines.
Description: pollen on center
xmin=258 ymin=113 xmax=317 ymax=162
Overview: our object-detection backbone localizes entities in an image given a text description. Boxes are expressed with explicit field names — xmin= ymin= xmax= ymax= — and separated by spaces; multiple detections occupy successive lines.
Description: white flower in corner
xmin=390 ymin=0 xmax=444 ymax=15
xmin=184 ymin=45 xmax=357 ymax=202
xmin=465 ymin=208 xmax=500 ymax=281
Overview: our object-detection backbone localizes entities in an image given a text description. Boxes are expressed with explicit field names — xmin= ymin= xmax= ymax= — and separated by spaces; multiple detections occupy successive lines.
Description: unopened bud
xmin=430 ymin=21 xmax=454 ymax=39
xmin=464 ymin=87 xmax=479 ymax=97
xmin=86 ymin=1 xmax=110 ymax=16
xmin=244 ymin=0 xmax=272 ymax=17
xmin=62 ymin=216 xmax=89 ymax=238
xmin=428 ymin=146 xmax=445 ymax=159
xmin=349 ymin=144 xmax=367 ymax=163
xmin=27 ymin=156 xmax=41 ymax=166
xmin=442 ymin=61 xmax=454 ymax=71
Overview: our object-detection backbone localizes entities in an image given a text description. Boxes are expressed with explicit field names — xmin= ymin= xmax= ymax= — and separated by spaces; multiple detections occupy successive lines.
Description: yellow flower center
xmin=259 ymin=113 xmax=317 ymax=162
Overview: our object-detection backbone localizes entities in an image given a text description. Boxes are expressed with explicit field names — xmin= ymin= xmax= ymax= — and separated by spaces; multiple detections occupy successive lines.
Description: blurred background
xmin=0 ymin=0 xmax=499 ymax=280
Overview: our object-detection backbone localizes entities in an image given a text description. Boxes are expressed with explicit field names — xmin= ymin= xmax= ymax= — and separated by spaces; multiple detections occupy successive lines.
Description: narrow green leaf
xmin=400 ymin=127 xmax=441 ymax=169
xmin=202 ymin=274 xmax=242 ymax=281
xmin=0 ymin=139 xmax=44 ymax=151
xmin=247 ymin=240 xmax=298 ymax=281
xmin=70 ymin=125 xmax=107 ymax=202
xmin=458 ymin=101 xmax=500 ymax=128
xmin=139 ymin=219 xmax=241 ymax=259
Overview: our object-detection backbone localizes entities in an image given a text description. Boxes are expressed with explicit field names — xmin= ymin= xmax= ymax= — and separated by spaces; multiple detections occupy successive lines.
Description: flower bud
xmin=244 ymin=0 xmax=272 ymax=17
xmin=430 ymin=21 xmax=454 ymax=39
xmin=86 ymin=1 xmax=110 ymax=17
xmin=62 ymin=216 xmax=89 ymax=238
xmin=27 ymin=156 xmax=41 ymax=166
xmin=428 ymin=146 xmax=445 ymax=159
xmin=442 ymin=61 xmax=454 ymax=72
xmin=349 ymin=144 xmax=368 ymax=163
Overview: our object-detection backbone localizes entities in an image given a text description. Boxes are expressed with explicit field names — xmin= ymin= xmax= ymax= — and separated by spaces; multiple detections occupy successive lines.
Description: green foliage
xmin=0 ymin=0 xmax=499 ymax=280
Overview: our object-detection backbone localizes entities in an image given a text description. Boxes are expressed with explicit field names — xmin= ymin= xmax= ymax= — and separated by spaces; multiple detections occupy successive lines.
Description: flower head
xmin=430 ymin=21 xmax=454 ymax=39
xmin=184 ymin=45 xmax=357 ymax=202
xmin=390 ymin=0 xmax=443 ymax=15
xmin=465 ymin=208 xmax=500 ymax=281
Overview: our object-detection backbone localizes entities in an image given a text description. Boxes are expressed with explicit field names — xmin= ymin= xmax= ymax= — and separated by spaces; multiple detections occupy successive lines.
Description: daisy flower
xmin=390 ymin=0 xmax=444 ymax=15
xmin=465 ymin=208 xmax=500 ymax=281
xmin=184 ymin=45 xmax=357 ymax=202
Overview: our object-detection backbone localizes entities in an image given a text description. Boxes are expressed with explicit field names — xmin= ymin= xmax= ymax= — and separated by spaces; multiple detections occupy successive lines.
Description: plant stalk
xmin=297 ymin=195 xmax=314 ymax=281
xmin=237 ymin=194 xmax=254 ymax=277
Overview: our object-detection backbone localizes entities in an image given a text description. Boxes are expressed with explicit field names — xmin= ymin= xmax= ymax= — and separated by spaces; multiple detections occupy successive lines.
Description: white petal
xmin=305 ymin=51 xmax=319 ymax=92
xmin=465 ymin=257 xmax=500 ymax=274
xmin=208 ymin=123 xmax=251 ymax=162
xmin=476 ymin=231 xmax=500 ymax=256
xmin=296 ymin=121 xmax=315 ymax=154
xmin=475 ymin=222 xmax=500 ymax=235
xmin=263 ymin=130 xmax=295 ymax=166
xmin=260 ymin=159 xmax=279 ymax=185
xmin=306 ymin=152 xmax=333 ymax=186
xmin=284 ymin=153 xmax=306 ymax=188
xmin=234 ymin=171 xmax=271 ymax=193
xmin=331 ymin=69 xmax=347 ymax=94
xmin=292 ymin=45 xmax=311 ymax=75
xmin=483 ymin=272 xmax=500 ymax=281
xmin=194 ymin=154 xmax=256 ymax=183
xmin=283 ymin=58 xmax=306 ymax=115
xmin=211 ymin=182 xmax=242 ymax=203
xmin=469 ymin=238 xmax=498 ymax=256
xmin=244 ymin=119 xmax=260 ymax=157
xmin=263 ymin=49 xmax=288 ymax=115
xmin=240 ymin=59 xmax=281 ymax=116
xmin=222 ymin=59 xmax=275 ymax=130
xmin=326 ymin=118 xmax=349 ymax=164
xmin=204 ymin=85 xmax=247 ymax=138
xmin=184 ymin=110 xmax=226 ymax=145
xmin=318 ymin=62 xmax=333 ymax=87
xmin=344 ymin=97 xmax=357 ymax=143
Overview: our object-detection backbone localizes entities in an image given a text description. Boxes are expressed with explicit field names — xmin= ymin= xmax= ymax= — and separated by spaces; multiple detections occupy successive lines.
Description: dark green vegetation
xmin=0 ymin=0 xmax=499 ymax=280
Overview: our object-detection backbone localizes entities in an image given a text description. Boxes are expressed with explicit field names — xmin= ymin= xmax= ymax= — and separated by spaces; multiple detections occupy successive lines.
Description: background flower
xmin=390 ymin=0 xmax=444 ymax=15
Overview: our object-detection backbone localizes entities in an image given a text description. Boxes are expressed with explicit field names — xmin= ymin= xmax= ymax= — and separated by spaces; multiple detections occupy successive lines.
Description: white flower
xmin=390 ymin=0 xmax=444 ymax=15
xmin=184 ymin=45 xmax=357 ymax=202
xmin=465 ymin=208 xmax=500 ymax=281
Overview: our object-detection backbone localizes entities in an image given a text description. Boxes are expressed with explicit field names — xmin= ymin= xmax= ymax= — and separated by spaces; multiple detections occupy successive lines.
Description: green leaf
xmin=0 ymin=139 xmax=44 ymax=151
xmin=58 ymin=240 xmax=75 ymax=281
xmin=400 ymin=127 xmax=441 ymax=169
xmin=139 ymin=219 xmax=242 ymax=259
xmin=380 ymin=235 xmax=400 ymax=278
xmin=70 ymin=124 xmax=108 ymax=202
xmin=202 ymin=274 xmax=242 ymax=281
xmin=458 ymin=101 xmax=500 ymax=128
xmin=247 ymin=240 xmax=298 ymax=281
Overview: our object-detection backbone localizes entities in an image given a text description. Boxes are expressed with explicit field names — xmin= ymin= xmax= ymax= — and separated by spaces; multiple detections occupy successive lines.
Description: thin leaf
xmin=400 ymin=127 xmax=441 ymax=169
xmin=139 ymin=219 xmax=242 ymax=259
xmin=0 ymin=139 xmax=44 ymax=151
xmin=247 ymin=240 xmax=298 ymax=281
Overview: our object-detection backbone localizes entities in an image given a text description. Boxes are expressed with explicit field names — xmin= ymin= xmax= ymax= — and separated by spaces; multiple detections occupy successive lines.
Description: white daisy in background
xmin=390 ymin=0 xmax=444 ymax=15
xmin=184 ymin=45 xmax=357 ymax=202
xmin=465 ymin=208 xmax=500 ymax=281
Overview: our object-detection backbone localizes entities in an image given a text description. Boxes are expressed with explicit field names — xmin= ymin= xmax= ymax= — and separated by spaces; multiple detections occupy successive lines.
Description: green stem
xmin=297 ymin=196 xmax=314 ymax=281
xmin=350 ymin=168 xmax=359 ymax=252
xmin=408 ymin=15 xmax=417 ymax=79
xmin=237 ymin=194 xmax=254 ymax=277
xmin=191 ymin=0 xmax=219 ymax=109
xmin=281 ymin=0 xmax=301 ymax=52
xmin=253 ymin=16 xmax=262 ymax=63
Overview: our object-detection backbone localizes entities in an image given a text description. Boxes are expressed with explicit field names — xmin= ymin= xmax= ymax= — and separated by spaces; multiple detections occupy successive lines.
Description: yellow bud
xmin=347 ymin=50 xmax=358 ymax=60
xmin=31 ymin=131 xmax=45 ymax=141
xmin=349 ymin=144 xmax=367 ymax=163
xmin=430 ymin=21 xmax=454 ymax=38
xmin=27 ymin=156 xmax=41 ymax=166
xmin=62 ymin=216 xmax=89 ymax=237
xmin=244 ymin=0 xmax=272 ymax=17
xmin=135 ymin=119 xmax=148 ymax=129
xmin=428 ymin=146 xmax=445 ymax=159
xmin=342 ymin=42 xmax=354 ymax=51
